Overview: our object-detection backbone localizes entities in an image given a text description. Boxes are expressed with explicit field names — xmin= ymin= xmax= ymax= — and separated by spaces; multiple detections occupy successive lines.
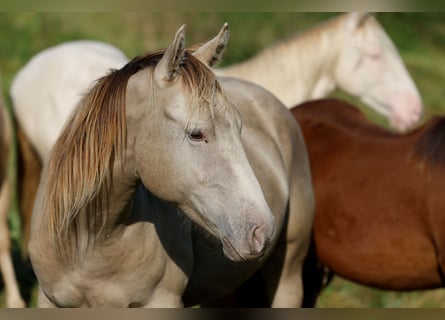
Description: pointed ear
xmin=345 ymin=12 xmax=372 ymax=31
xmin=193 ymin=23 xmax=230 ymax=67
xmin=154 ymin=24 xmax=186 ymax=83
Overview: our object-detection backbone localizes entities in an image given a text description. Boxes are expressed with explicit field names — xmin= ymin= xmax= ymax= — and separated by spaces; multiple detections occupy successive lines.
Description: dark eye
xmin=187 ymin=129 xmax=207 ymax=142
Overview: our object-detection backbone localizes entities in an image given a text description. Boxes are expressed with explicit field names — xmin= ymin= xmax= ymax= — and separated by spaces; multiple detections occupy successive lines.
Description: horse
xmin=11 ymin=13 xmax=422 ymax=257
xmin=293 ymin=98 xmax=445 ymax=306
xmin=217 ymin=12 xmax=423 ymax=132
xmin=28 ymin=24 xmax=314 ymax=307
xmin=0 ymin=74 xmax=25 ymax=307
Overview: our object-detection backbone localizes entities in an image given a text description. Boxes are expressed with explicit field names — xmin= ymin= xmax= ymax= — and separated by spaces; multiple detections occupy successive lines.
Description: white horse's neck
xmin=217 ymin=17 xmax=343 ymax=107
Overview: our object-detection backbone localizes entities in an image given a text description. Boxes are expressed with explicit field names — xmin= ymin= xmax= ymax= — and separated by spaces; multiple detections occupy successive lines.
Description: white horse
xmin=217 ymin=12 xmax=423 ymax=132
xmin=11 ymin=40 xmax=128 ymax=164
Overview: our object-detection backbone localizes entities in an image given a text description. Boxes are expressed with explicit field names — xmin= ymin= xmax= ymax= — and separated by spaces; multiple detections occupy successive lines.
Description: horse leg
xmin=36 ymin=286 xmax=55 ymax=307
xmin=301 ymin=238 xmax=330 ymax=307
xmin=205 ymin=239 xmax=328 ymax=308
xmin=263 ymin=172 xmax=314 ymax=307
xmin=15 ymin=123 xmax=42 ymax=258
xmin=261 ymin=234 xmax=306 ymax=307
xmin=0 ymin=179 xmax=25 ymax=307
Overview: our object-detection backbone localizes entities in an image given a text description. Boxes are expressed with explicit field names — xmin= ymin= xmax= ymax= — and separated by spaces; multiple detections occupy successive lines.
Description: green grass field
xmin=0 ymin=12 xmax=444 ymax=308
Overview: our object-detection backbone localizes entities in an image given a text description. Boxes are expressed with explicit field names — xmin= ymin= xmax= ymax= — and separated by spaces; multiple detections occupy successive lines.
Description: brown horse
xmin=0 ymin=75 xmax=25 ymax=307
xmin=210 ymin=97 xmax=445 ymax=307
xmin=295 ymin=98 xmax=445 ymax=306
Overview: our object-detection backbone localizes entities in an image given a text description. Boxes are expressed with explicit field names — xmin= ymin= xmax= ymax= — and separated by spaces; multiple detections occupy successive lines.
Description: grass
xmin=0 ymin=12 xmax=444 ymax=308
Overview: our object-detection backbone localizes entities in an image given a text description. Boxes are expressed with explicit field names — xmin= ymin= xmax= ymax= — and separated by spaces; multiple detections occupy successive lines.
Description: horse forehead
xmin=357 ymin=18 xmax=395 ymax=51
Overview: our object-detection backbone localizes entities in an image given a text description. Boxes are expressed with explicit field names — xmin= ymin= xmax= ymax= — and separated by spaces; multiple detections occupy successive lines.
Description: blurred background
xmin=0 ymin=12 xmax=444 ymax=307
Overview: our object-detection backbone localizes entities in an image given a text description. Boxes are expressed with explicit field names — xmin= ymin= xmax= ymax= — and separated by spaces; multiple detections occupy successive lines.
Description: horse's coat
xmin=217 ymin=13 xmax=423 ymax=132
xmin=292 ymin=98 xmax=445 ymax=305
xmin=28 ymin=25 xmax=314 ymax=308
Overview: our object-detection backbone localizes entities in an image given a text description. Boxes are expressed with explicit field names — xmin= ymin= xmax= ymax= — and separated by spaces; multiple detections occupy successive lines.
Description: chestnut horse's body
xmin=292 ymin=98 xmax=445 ymax=305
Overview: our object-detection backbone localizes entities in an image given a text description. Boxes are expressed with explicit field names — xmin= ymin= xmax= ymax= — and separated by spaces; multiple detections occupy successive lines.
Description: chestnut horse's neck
xmin=217 ymin=16 xmax=343 ymax=107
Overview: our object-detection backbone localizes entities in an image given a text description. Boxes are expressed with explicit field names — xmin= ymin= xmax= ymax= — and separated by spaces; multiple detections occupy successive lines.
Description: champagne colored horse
xmin=0 ymin=75 xmax=25 ymax=307
xmin=11 ymin=13 xmax=422 ymax=254
xmin=28 ymin=25 xmax=314 ymax=307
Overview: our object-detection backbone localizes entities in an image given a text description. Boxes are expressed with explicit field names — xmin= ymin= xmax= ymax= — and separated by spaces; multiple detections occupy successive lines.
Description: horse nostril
xmin=249 ymin=226 xmax=266 ymax=254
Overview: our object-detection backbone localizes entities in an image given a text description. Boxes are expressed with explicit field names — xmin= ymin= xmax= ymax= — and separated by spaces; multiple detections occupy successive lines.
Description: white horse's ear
xmin=345 ymin=12 xmax=372 ymax=31
xmin=155 ymin=24 xmax=186 ymax=82
xmin=193 ymin=23 xmax=230 ymax=67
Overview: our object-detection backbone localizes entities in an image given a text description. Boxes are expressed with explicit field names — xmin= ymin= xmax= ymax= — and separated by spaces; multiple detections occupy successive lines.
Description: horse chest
xmin=49 ymin=224 xmax=189 ymax=307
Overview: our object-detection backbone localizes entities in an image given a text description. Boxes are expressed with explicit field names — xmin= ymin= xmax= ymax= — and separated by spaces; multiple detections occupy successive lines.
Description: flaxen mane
xmin=43 ymin=49 xmax=227 ymax=258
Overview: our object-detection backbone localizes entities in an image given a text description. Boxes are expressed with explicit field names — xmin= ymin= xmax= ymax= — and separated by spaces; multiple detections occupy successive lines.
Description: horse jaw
xmin=361 ymin=89 xmax=423 ymax=132
xmin=179 ymin=194 xmax=275 ymax=263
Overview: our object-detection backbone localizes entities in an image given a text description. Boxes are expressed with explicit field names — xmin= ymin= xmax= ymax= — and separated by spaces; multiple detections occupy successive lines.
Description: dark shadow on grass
xmin=0 ymin=238 xmax=37 ymax=307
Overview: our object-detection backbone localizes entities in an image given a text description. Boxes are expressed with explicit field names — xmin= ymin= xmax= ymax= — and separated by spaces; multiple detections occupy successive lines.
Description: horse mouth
xmin=221 ymin=236 xmax=265 ymax=262
xmin=222 ymin=236 xmax=245 ymax=262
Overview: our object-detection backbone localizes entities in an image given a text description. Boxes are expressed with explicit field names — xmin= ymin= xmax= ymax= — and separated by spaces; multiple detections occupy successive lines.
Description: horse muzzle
xmin=221 ymin=219 xmax=275 ymax=262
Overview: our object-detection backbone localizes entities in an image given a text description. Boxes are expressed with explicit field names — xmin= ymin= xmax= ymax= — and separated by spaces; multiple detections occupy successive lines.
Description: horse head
xmin=334 ymin=12 xmax=423 ymax=131
xmin=128 ymin=24 xmax=275 ymax=262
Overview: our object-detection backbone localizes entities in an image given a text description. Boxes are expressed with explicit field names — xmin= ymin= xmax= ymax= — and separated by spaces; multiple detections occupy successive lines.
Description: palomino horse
xmin=11 ymin=12 xmax=422 ymax=255
xmin=28 ymin=25 xmax=314 ymax=307
xmin=0 ymin=75 xmax=25 ymax=307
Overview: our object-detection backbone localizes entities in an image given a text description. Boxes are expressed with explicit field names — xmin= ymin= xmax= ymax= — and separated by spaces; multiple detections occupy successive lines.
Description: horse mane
xmin=413 ymin=116 xmax=445 ymax=168
xmin=278 ymin=13 xmax=354 ymax=50
xmin=43 ymin=48 xmax=225 ymax=258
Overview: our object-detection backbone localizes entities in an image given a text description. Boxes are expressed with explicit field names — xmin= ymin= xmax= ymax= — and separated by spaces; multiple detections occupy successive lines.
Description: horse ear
xmin=193 ymin=23 xmax=230 ymax=67
xmin=345 ymin=12 xmax=372 ymax=31
xmin=155 ymin=24 xmax=186 ymax=82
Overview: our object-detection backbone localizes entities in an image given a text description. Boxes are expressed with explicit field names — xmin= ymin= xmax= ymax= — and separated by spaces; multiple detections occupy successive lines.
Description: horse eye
xmin=369 ymin=51 xmax=382 ymax=60
xmin=187 ymin=129 xmax=206 ymax=142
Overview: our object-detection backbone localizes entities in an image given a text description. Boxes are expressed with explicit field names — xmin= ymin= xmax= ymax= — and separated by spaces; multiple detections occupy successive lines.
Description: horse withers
xmin=28 ymin=24 xmax=314 ymax=307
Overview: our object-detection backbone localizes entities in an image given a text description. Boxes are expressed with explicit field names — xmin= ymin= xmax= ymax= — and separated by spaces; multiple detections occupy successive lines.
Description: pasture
xmin=0 ymin=12 xmax=444 ymax=307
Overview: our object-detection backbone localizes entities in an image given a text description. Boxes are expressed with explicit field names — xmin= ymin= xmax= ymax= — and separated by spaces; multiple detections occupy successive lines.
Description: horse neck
xmin=33 ymin=145 xmax=139 ymax=262
xmin=98 ymin=157 xmax=140 ymax=234
xmin=217 ymin=18 xmax=343 ymax=107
